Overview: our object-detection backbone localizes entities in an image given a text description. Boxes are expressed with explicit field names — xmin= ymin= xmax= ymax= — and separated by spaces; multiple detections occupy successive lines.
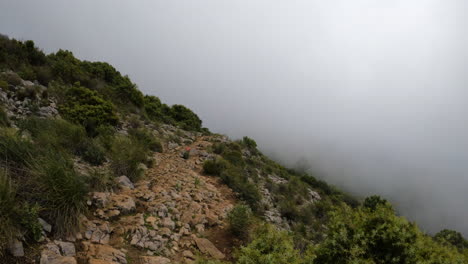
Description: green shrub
xmin=170 ymin=104 xmax=202 ymax=131
xmin=86 ymin=168 xmax=116 ymax=191
xmin=0 ymin=172 xmax=18 ymax=255
xmin=0 ymin=80 xmax=8 ymax=90
xmin=236 ymin=224 xmax=301 ymax=264
xmin=363 ymin=195 xmax=392 ymax=212
xmin=0 ymin=106 xmax=9 ymax=126
xmin=314 ymin=204 xmax=420 ymax=264
xmin=220 ymin=167 xmax=261 ymax=210
xmin=82 ymin=139 xmax=106 ymax=165
xmin=32 ymin=153 xmax=88 ymax=236
xmin=434 ymin=229 xmax=468 ymax=251
xmin=17 ymin=203 xmax=42 ymax=242
xmin=110 ymin=136 xmax=148 ymax=182
xmin=128 ymin=128 xmax=163 ymax=153
xmin=203 ymin=158 xmax=228 ymax=175
xmin=18 ymin=117 xmax=88 ymax=155
xmin=60 ymin=85 xmax=118 ymax=135
xmin=227 ymin=204 xmax=253 ymax=239
xmin=242 ymin=136 xmax=257 ymax=149
xmin=211 ymin=142 xmax=225 ymax=154
xmin=1 ymin=72 xmax=22 ymax=86
xmin=0 ymin=129 xmax=35 ymax=170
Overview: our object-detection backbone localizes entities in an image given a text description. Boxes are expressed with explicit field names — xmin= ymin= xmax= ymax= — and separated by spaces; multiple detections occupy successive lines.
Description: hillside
xmin=1 ymin=35 xmax=468 ymax=264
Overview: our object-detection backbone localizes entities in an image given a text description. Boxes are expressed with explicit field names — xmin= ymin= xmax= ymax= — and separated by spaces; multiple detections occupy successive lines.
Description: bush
xmin=220 ymin=167 xmax=261 ymax=210
xmin=236 ymin=224 xmax=301 ymax=264
xmin=86 ymin=168 xmax=116 ymax=192
xmin=170 ymin=104 xmax=202 ymax=131
xmin=211 ymin=142 xmax=225 ymax=154
xmin=1 ymin=72 xmax=22 ymax=86
xmin=60 ymin=85 xmax=118 ymax=135
xmin=203 ymin=159 xmax=228 ymax=175
xmin=0 ymin=106 xmax=9 ymax=126
xmin=228 ymin=204 xmax=253 ymax=239
xmin=0 ymin=129 xmax=35 ymax=171
xmin=242 ymin=136 xmax=257 ymax=149
xmin=363 ymin=195 xmax=392 ymax=212
xmin=110 ymin=136 xmax=148 ymax=182
xmin=0 ymin=172 xmax=18 ymax=255
xmin=17 ymin=203 xmax=42 ymax=242
xmin=0 ymin=80 xmax=8 ymax=90
xmin=434 ymin=229 xmax=468 ymax=251
xmin=128 ymin=128 xmax=163 ymax=153
xmin=81 ymin=139 xmax=106 ymax=165
xmin=32 ymin=153 xmax=88 ymax=236
xmin=18 ymin=117 xmax=88 ymax=155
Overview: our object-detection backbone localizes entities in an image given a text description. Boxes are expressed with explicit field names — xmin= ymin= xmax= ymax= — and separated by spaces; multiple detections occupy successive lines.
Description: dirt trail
xmin=73 ymin=136 xmax=238 ymax=264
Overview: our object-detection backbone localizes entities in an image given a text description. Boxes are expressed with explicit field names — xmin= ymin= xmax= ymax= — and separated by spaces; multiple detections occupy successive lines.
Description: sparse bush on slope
xmin=228 ymin=204 xmax=254 ymax=240
xmin=32 ymin=153 xmax=88 ymax=236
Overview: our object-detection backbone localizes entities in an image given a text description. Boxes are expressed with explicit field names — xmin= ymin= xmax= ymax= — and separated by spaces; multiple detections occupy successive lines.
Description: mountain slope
xmin=1 ymin=35 xmax=467 ymax=264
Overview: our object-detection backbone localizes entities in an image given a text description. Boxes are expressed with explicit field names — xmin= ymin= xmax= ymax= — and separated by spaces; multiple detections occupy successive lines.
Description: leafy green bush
xmin=0 ymin=172 xmax=18 ymax=256
xmin=0 ymin=106 xmax=9 ymax=127
xmin=18 ymin=117 xmax=87 ymax=155
xmin=211 ymin=142 xmax=225 ymax=154
xmin=434 ymin=229 xmax=468 ymax=251
xmin=170 ymin=104 xmax=202 ymax=131
xmin=109 ymin=136 xmax=148 ymax=182
xmin=128 ymin=127 xmax=163 ymax=153
xmin=311 ymin=203 xmax=467 ymax=264
xmin=203 ymin=158 xmax=228 ymax=175
xmin=236 ymin=224 xmax=301 ymax=264
xmin=0 ymin=80 xmax=8 ymax=90
xmin=81 ymin=138 xmax=107 ymax=165
xmin=363 ymin=195 xmax=392 ymax=212
xmin=0 ymin=129 xmax=35 ymax=171
xmin=220 ymin=167 xmax=261 ymax=210
xmin=17 ymin=203 xmax=42 ymax=242
xmin=228 ymin=204 xmax=253 ymax=239
xmin=0 ymin=72 xmax=22 ymax=86
xmin=60 ymin=85 xmax=118 ymax=135
xmin=242 ymin=136 xmax=257 ymax=149
xmin=86 ymin=168 xmax=116 ymax=192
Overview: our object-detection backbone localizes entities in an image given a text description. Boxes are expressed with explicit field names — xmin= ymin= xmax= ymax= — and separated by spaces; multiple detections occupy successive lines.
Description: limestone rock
xmin=194 ymin=237 xmax=225 ymax=259
xmin=116 ymin=176 xmax=134 ymax=189
xmin=140 ymin=256 xmax=171 ymax=264
xmin=9 ymin=238 xmax=24 ymax=257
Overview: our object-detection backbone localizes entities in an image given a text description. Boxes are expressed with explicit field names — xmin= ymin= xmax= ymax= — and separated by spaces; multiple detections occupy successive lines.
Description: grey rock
xmin=38 ymin=218 xmax=52 ymax=233
xmin=116 ymin=175 xmax=134 ymax=189
xmin=9 ymin=238 xmax=24 ymax=257
xmin=55 ymin=240 xmax=76 ymax=256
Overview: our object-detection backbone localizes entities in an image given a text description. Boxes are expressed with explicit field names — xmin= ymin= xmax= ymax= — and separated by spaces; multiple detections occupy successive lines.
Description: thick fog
xmin=1 ymin=0 xmax=468 ymax=235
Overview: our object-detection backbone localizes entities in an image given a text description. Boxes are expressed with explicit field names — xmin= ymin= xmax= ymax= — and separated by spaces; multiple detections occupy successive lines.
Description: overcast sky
xmin=1 ymin=0 xmax=468 ymax=235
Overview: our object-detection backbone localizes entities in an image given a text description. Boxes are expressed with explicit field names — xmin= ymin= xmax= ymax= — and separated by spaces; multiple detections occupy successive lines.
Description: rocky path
xmin=40 ymin=136 xmax=237 ymax=264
